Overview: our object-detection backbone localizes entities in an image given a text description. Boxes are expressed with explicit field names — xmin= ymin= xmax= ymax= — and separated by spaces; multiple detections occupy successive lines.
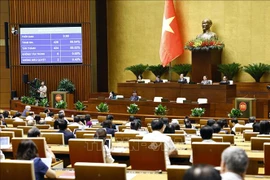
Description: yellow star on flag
xmin=162 ymin=16 xmax=175 ymax=35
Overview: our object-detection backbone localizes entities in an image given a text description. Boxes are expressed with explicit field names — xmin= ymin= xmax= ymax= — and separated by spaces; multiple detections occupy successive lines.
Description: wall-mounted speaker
xmin=11 ymin=90 xmax=17 ymax=99
xmin=23 ymin=74 xmax=29 ymax=84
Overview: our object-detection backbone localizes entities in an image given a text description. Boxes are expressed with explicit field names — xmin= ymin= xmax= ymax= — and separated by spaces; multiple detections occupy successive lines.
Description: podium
xmin=50 ymin=91 xmax=74 ymax=109
xmin=235 ymin=98 xmax=256 ymax=118
xmin=191 ymin=49 xmax=222 ymax=83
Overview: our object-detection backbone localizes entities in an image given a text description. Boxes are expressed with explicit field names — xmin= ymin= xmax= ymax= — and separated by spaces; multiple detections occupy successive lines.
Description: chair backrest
xmin=76 ymin=130 xmax=97 ymax=138
xmin=39 ymin=112 xmax=46 ymax=118
xmin=167 ymin=165 xmax=191 ymax=180
xmin=235 ymin=126 xmax=253 ymax=133
xmin=145 ymin=118 xmax=156 ymax=125
xmin=17 ymin=126 xmax=33 ymax=135
xmin=97 ymin=116 xmax=106 ymax=123
xmin=199 ymin=119 xmax=208 ymax=127
xmin=5 ymin=118 xmax=14 ymax=127
xmin=74 ymin=162 xmax=126 ymax=180
xmin=192 ymin=142 xmax=230 ymax=166
xmin=9 ymin=110 xmax=18 ymax=116
xmin=118 ymin=125 xmax=127 ymax=132
xmin=197 ymin=98 xmax=208 ymax=104
xmin=12 ymin=121 xmax=27 ymax=127
xmin=12 ymin=137 xmax=46 ymax=158
xmin=213 ymin=134 xmax=234 ymax=144
xmin=69 ymin=139 xmax=105 ymax=167
xmin=191 ymin=137 xmax=223 ymax=143
xmin=35 ymin=124 xmax=50 ymax=129
xmin=129 ymin=139 xmax=166 ymax=171
xmin=0 ymin=131 xmax=14 ymax=142
xmin=39 ymin=129 xmax=59 ymax=133
xmin=176 ymin=98 xmax=186 ymax=104
xmin=182 ymin=128 xmax=197 ymax=134
xmin=184 ymin=77 xmax=190 ymax=83
xmin=238 ymin=120 xmax=245 ymax=125
xmin=166 ymin=134 xmax=185 ymax=143
xmin=264 ymin=143 xmax=270 ymax=175
xmin=45 ymin=120 xmax=54 ymax=127
xmin=2 ymin=128 xmax=23 ymax=137
xmin=84 ymin=133 xmax=112 ymax=140
xmin=68 ymin=125 xmax=79 ymax=132
xmin=251 ymin=137 xmax=270 ymax=150
xmin=175 ymin=130 xmax=185 ymax=134
xmin=153 ymin=97 xmax=163 ymax=102
xmin=0 ymin=125 xmax=5 ymax=128
xmin=40 ymin=133 xmax=64 ymax=145
xmin=257 ymin=135 xmax=270 ymax=138
xmin=243 ymin=131 xmax=259 ymax=141
xmin=0 ymin=160 xmax=35 ymax=180
xmin=114 ymin=132 xmax=139 ymax=141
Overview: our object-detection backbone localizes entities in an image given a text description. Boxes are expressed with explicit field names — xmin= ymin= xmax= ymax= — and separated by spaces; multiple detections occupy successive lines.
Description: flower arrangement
xmin=55 ymin=100 xmax=67 ymax=109
xmin=191 ymin=107 xmax=205 ymax=117
xmin=185 ymin=38 xmax=224 ymax=51
xmin=154 ymin=104 xmax=167 ymax=116
xmin=127 ymin=103 xmax=139 ymax=114
xmin=228 ymin=108 xmax=243 ymax=118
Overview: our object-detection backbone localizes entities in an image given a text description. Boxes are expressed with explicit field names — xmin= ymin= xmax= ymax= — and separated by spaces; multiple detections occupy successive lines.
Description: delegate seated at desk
xmin=108 ymin=91 xmax=116 ymax=100
xmin=201 ymin=75 xmax=211 ymax=85
xmin=178 ymin=74 xmax=187 ymax=84
xmin=220 ymin=76 xmax=229 ymax=85
xmin=154 ymin=75 xmax=163 ymax=83
xmin=130 ymin=91 xmax=139 ymax=101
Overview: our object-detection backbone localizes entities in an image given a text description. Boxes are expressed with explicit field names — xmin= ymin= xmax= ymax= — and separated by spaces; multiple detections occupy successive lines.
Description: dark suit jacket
xmin=220 ymin=80 xmax=229 ymax=85
xmin=178 ymin=78 xmax=187 ymax=84
xmin=154 ymin=79 xmax=163 ymax=83
xmin=130 ymin=95 xmax=139 ymax=101
xmin=105 ymin=128 xmax=115 ymax=137
xmin=58 ymin=130 xmax=75 ymax=145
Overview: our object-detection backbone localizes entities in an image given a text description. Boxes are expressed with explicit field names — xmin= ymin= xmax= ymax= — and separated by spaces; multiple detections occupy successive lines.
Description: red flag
xmin=160 ymin=0 xmax=184 ymax=67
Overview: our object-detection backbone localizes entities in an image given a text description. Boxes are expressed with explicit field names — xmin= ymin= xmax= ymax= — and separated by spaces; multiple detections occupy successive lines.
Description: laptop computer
xmin=0 ymin=137 xmax=11 ymax=149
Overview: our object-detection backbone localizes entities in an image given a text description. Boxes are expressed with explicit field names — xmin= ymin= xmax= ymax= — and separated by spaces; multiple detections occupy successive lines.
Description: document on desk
xmin=58 ymin=171 xmax=75 ymax=179
xmin=111 ymin=147 xmax=126 ymax=153
xmin=126 ymin=173 xmax=137 ymax=180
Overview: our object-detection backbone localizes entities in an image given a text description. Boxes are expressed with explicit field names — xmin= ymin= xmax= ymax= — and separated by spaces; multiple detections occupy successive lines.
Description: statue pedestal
xmin=191 ymin=49 xmax=222 ymax=83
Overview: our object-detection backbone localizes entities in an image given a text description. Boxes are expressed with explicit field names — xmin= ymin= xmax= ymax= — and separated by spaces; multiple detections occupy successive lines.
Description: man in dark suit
xmin=220 ymin=76 xmax=229 ymax=85
xmin=154 ymin=75 xmax=163 ymax=83
xmin=58 ymin=119 xmax=75 ymax=145
xmin=178 ymin=73 xmax=187 ymax=84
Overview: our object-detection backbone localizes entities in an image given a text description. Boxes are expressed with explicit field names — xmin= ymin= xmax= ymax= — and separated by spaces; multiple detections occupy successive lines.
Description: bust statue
xmin=196 ymin=19 xmax=218 ymax=40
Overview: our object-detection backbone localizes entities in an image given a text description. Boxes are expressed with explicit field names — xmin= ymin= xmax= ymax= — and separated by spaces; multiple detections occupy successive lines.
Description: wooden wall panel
xmin=8 ymin=0 xmax=91 ymax=102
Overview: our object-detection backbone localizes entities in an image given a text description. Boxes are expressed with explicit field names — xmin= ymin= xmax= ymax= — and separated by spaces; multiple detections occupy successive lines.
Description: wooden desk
xmin=86 ymin=98 xmax=210 ymax=117
xmin=117 ymin=83 xmax=236 ymax=103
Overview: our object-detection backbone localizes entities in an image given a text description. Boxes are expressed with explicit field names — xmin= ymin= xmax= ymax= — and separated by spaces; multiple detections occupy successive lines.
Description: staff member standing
xmin=38 ymin=81 xmax=47 ymax=99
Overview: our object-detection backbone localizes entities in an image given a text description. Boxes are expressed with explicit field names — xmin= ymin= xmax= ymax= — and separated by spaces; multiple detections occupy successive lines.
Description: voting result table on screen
xmin=20 ymin=26 xmax=83 ymax=64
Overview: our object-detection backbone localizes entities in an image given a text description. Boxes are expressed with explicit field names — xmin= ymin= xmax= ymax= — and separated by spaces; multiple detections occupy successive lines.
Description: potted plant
xmin=125 ymin=64 xmax=148 ymax=79
xmin=38 ymin=98 xmax=48 ymax=107
xmin=154 ymin=104 xmax=167 ymax=116
xmin=191 ymin=107 xmax=205 ymax=117
xmin=147 ymin=64 xmax=169 ymax=77
xmin=127 ymin=103 xmax=139 ymax=114
xmin=171 ymin=64 xmax=192 ymax=76
xmin=96 ymin=102 xmax=109 ymax=112
xmin=75 ymin=100 xmax=86 ymax=111
xmin=21 ymin=96 xmax=29 ymax=104
xmin=218 ymin=63 xmax=242 ymax=80
xmin=243 ymin=63 xmax=270 ymax=82
xmin=228 ymin=108 xmax=243 ymax=118
xmin=28 ymin=78 xmax=41 ymax=99
xmin=57 ymin=78 xmax=76 ymax=93
xmin=55 ymin=100 xmax=67 ymax=109
xmin=185 ymin=38 xmax=225 ymax=51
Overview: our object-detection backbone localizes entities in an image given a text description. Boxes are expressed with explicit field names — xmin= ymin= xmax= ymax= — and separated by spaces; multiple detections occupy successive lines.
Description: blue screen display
xmin=20 ymin=26 xmax=82 ymax=65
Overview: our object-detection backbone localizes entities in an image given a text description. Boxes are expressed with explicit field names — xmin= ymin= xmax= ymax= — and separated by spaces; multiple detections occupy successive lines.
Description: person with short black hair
xmin=44 ymin=108 xmax=50 ymax=114
xmin=34 ymin=115 xmax=41 ymax=124
xmin=45 ymin=112 xmax=54 ymax=121
xmin=154 ymin=75 xmax=163 ymax=83
xmin=220 ymin=147 xmax=249 ymax=180
xmin=171 ymin=123 xmax=180 ymax=130
xmin=163 ymin=124 xmax=175 ymax=134
xmin=130 ymin=90 xmax=139 ymax=101
xmin=106 ymin=114 xmax=116 ymax=129
xmin=58 ymin=119 xmax=75 ymax=144
xmin=245 ymin=116 xmax=256 ymax=127
xmin=102 ymin=120 xmax=116 ymax=137
xmin=217 ymin=119 xmax=228 ymax=134
xmin=27 ymin=127 xmax=56 ymax=163
xmin=13 ymin=112 xmax=23 ymax=121
xmin=2 ymin=111 xmax=9 ymax=118
xmin=212 ymin=123 xmax=221 ymax=133
xmin=16 ymin=139 xmax=56 ymax=180
xmin=70 ymin=116 xmax=84 ymax=129
xmin=183 ymin=164 xmax=221 ymax=180
xmin=142 ymin=119 xmax=177 ymax=167
xmin=94 ymin=128 xmax=114 ymax=163
xmin=126 ymin=115 xmax=136 ymax=126
xmin=231 ymin=118 xmax=243 ymax=134
xmin=259 ymin=120 xmax=270 ymax=134
xmin=253 ymin=122 xmax=260 ymax=132
xmin=207 ymin=119 xmax=216 ymax=126
xmin=108 ymin=91 xmax=116 ymax=100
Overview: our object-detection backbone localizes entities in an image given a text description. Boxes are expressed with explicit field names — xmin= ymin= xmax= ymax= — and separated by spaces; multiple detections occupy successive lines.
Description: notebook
xmin=0 ymin=137 xmax=11 ymax=149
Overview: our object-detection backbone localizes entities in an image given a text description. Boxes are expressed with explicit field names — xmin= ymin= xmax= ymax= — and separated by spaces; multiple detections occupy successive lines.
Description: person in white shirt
xmin=38 ymin=81 xmax=47 ymax=99
xmin=220 ymin=147 xmax=248 ymax=180
xmin=94 ymin=128 xmax=114 ymax=163
xmin=142 ymin=119 xmax=178 ymax=167
xmin=13 ymin=112 xmax=23 ymax=121
xmin=245 ymin=116 xmax=256 ymax=127
xmin=25 ymin=112 xmax=34 ymax=121
xmin=124 ymin=119 xmax=148 ymax=135
xmin=45 ymin=112 xmax=54 ymax=122
xmin=190 ymin=125 xmax=216 ymax=163
xmin=231 ymin=118 xmax=244 ymax=134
